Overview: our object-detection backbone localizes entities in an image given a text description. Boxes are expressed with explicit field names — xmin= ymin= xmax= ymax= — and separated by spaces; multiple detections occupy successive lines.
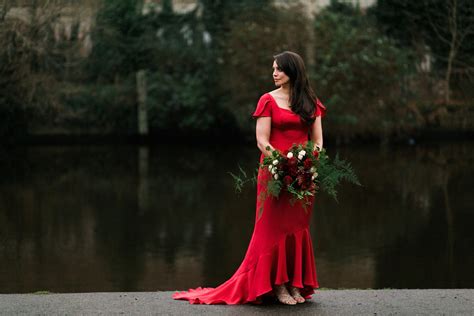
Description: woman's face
xmin=272 ymin=60 xmax=290 ymax=87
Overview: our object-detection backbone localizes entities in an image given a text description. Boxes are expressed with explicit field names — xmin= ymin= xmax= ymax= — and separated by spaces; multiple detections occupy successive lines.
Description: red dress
xmin=173 ymin=93 xmax=327 ymax=304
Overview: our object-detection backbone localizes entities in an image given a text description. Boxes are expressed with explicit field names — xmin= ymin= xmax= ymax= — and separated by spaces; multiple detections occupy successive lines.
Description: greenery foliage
xmin=217 ymin=3 xmax=312 ymax=135
xmin=231 ymin=141 xmax=360 ymax=204
xmin=0 ymin=0 xmax=472 ymax=139
xmin=370 ymin=0 xmax=474 ymax=120
xmin=312 ymin=3 xmax=413 ymax=140
xmin=60 ymin=83 xmax=136 ymax=131
xmin=317 ymin=152 xmax=361 ymax=202
xmin=85 ymin=0 xmax=237 ymax=134
xmin=371 ymin=0 xmax=474 ymax=71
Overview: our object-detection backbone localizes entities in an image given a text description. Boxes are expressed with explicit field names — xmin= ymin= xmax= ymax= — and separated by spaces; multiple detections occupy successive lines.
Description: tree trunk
xmin=136 ymin=70 xmax=148 ymax=135
xmin=445 ymin=48 xmax=454 ymax=105
xmin=445 ymin=0 xmax=458 ymax=105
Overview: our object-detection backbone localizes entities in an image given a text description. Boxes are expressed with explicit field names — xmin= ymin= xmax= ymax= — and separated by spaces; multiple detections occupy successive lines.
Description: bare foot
xmin=288 ymin=286 xmax=305 ymax=303
xmin=274 ymin=284 xmax=297 ymax=305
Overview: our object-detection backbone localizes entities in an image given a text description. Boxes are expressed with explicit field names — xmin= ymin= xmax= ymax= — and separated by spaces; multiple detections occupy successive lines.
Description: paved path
xmin=1 ymin=290 xmax=473 ymax=315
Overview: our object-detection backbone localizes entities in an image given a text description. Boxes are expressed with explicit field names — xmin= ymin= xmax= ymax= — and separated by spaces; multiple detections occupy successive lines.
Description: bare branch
xmin=425 ymin=0 xmax=452 ymax=45
xmin=456 ymin=23 xmax=474 ymax=48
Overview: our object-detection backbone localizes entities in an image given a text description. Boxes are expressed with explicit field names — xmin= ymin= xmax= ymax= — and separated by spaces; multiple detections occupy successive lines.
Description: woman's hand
xmin=313 ymin=143 xmax=322 ymax=152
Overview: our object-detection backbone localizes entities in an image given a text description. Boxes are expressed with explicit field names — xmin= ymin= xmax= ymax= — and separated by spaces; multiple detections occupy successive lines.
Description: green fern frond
xmin=228 ymin=164 xmax=259 ymax=194
xmin=317 ymin=151 xmax=361 ymax=202
xmin=267 ymin=179 xmax=282 ymax=197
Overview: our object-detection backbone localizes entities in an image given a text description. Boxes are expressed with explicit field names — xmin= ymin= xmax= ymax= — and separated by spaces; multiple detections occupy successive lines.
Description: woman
xmin=173 ymin=51 xmax=326 ymax=305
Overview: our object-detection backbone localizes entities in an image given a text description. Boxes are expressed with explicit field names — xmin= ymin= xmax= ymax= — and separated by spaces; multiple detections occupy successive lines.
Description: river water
xmin=0 ymin=141 xmax=473 ymax=293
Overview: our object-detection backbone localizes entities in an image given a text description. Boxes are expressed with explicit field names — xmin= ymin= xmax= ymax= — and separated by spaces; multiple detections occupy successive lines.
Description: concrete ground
xmin=0 ymin=290 xmax=473 ymax=315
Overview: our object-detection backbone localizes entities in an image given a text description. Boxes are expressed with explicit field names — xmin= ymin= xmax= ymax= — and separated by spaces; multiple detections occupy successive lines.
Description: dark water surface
xmin=1 ymin=142 xmax=473 ymax=293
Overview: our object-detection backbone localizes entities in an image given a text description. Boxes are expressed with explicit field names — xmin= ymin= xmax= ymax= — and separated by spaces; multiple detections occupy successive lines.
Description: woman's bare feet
xmin=274 ymin=284 xmax=297 ymax=305
xmin=288 ymin=286 xmax=305 ymax=303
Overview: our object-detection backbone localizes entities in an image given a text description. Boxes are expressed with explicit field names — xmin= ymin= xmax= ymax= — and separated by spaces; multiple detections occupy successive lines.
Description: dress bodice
xmin=252 ymin=93 xmax=326 ymax=152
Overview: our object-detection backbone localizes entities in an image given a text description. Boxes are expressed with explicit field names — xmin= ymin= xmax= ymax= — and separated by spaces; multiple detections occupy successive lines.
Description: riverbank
xmin=1 ymin=290 xmax=473 ymax=315
xmin=2 ymin=127 xmax=474 ymax=147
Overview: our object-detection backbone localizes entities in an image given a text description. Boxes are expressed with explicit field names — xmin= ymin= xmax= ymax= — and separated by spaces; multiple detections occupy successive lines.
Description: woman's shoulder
xmin=313 ymin=97 xmax=327 ymax=118
xmin=265 ymin=89 xmax=282 ymax=98
xmin=253 ymin=92 xmax=274 ymax=118
xmin=259 ymin=91 xmax=273 ymax=100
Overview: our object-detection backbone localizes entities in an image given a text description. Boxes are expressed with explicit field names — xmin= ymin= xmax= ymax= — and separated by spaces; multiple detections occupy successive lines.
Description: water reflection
xmin=0 ymin=142 xmax=473 ymax=293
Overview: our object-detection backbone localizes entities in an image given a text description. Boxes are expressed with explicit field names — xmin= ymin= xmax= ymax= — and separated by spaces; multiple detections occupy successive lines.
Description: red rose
xmin=283 ymin=175 xmax=293 ymax=185
xmin=288 ymin=157 xmax=298 ymax=166
xmin=313 ymin=151 xmax=319 ymax=159
xmin=303 ymin=159 xmax=313 ymax=169
xmin=289 ymin=165 xmax=298 ymax=177
xmin=297 ymin=175 xmax=305 ymax=185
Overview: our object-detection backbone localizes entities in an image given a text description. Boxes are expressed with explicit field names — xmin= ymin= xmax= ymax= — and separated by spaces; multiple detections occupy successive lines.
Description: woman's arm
xmin=309 ymin=116 xmax=323 ymax=151
xmin=256 ymin=117 xmax=275 ymax=157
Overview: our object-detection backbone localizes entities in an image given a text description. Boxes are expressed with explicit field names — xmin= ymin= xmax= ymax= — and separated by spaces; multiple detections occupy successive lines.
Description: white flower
xmin=268 ymin=165 xmax=273 ymax=171
xmin=298 ymin=150 xmax=306 ymax=157
xmin=272 ymin=159 xmax=279 ymax=165
xmin=271 ymin=168 xmax=277 ymax=175
xmin=287 ymin=152 xmax=294 ymax=159
xmin=310 ymin=166 xmax=316 ymax=173
xmin=274 ymin=174 xmax=279 ymax=180
xmin=311 ymin=172 xmax=319 ymax=180
xmin=298 ymin=154 xmax=303 ymax=160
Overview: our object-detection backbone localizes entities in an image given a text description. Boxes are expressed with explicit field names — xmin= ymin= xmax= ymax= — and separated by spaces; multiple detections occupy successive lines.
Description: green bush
xmin=218 ymin=4 xmax=312 ymax=136
xmin=148 ymin=72 xmax=213 ymax=132
xmin=311 ymin=4 xmax=413 ymax=140
xmin=60 ymin=82 xmax=136 ymax=132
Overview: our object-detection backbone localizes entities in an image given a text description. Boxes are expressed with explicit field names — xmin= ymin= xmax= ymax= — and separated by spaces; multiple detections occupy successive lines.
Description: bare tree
xmin=0 ymin=1 xmax=69 ymax=137
xmin=426 ymin=0 xmax=474 ymax=104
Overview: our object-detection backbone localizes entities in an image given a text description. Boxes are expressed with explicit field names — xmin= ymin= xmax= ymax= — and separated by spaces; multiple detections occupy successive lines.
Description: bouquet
xmin=261 ymin=142 xmax=323 ymax=208
xmin=231 ymin=141 xmax=360 ymax=213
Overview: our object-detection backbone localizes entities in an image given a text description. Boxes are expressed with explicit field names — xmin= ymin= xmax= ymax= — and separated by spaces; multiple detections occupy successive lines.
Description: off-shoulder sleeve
xmin=314 ymin=98 xmax=327 ymax=118
xmin=252 ymin=94 xmax=272 ymax=118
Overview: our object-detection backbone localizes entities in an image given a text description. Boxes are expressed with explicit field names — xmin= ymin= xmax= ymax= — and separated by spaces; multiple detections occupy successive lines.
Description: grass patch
xmin=32 ymin=291 xmax=51 ymax=295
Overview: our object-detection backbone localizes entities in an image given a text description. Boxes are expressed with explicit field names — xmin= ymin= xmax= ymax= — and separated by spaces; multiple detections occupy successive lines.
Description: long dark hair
xmin=273 ymin=51 xmax=317 ymax=125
